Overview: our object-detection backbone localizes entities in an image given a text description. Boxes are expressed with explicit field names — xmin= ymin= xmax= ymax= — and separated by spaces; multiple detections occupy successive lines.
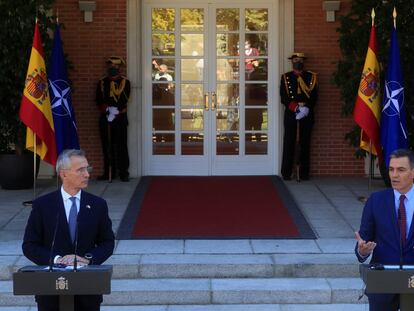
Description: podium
xmin=360 ymin=264 xmax=414 ymax=310
xmin=13 ymin=265 xmax=112 ymax=311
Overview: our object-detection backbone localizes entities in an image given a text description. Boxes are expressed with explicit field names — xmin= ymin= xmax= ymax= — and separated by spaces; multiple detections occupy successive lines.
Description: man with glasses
xmin=22 ymin=149 xmax=115 ymax=311
xmin=280 ymin=52 xmax=318 ymax=181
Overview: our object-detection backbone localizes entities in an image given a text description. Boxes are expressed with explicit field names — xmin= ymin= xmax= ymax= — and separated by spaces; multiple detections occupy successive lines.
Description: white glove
xmin=107 ymin=113 xmax=116 ymax=122
xmin=108 ymin=106 xmax=119 ymax=115
xmin=106 ymin=107 xmax=119 ymax=122
xmin=296 ymin=106 xmax=309 ymax=120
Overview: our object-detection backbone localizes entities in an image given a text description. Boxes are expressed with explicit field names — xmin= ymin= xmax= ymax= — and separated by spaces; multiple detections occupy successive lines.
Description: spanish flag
xmin=19 ymin=19 xmax=57 ymax=165
xmin=353 ymin=9 xmax=383 ymax=163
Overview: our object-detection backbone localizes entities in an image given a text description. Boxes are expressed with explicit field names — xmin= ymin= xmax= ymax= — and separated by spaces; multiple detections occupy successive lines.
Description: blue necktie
xmin=68 ymin=197 xmax=78 ymax=243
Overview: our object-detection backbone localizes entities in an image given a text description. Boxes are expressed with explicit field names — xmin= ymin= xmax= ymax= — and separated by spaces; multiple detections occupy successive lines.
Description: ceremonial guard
xmin=96 ymin=56 xmax=131 ymax=182
xmin=280 ymin=52 xmax=318 ymax=181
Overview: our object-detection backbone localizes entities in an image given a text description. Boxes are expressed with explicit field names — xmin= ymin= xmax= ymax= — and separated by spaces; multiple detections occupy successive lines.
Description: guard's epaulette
xmin=307 ymin=70 xmax=318 ymax=75
xmin=99 ymin=75 xmax=108 ymax=81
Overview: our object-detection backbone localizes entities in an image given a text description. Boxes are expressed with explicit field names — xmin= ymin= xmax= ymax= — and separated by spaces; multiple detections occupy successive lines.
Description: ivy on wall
xmin=0 ymin=0 xmax=55 ymax=153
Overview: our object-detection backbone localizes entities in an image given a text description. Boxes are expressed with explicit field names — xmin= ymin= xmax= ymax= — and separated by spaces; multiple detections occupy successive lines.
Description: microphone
xmin=49 ymin=211 xmax=60 ymax=272
xmin=73 ymin=218 xmax=79 ymax=272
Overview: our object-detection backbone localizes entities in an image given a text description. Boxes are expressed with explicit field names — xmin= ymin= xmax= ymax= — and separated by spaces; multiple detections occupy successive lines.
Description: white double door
xmin=143 ymin=0 xmax=278 ymax=175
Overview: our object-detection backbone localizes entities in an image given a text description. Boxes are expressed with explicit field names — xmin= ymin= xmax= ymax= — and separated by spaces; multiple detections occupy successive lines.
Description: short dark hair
xmin=389 ymin=148 xmax=414 ymax=168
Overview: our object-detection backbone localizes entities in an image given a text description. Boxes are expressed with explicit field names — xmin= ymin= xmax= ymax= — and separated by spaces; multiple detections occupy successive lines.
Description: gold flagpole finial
xmin=393 ymin=7 xmax=397 ymax=29
xmin=371 ymin=8 xmax=375 ymax=26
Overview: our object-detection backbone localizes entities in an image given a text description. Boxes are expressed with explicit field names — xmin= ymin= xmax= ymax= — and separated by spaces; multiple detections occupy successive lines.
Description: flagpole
xmin=33 ymin=134 xmax=37 ymax=199
xmin=367 ymin=9 xmax=374 ymax=198
xmin=369 ymin=140 xmax=372 ymax=195
xmin=32 ymin=20 xmax=37 ymax=203
xmin=357 ymin=8 xmax=377 ymax=204
xmin=23 ymin=134 xmax=37 ymax=207
xmin=393 ymin=7 xmax=397 ymax=29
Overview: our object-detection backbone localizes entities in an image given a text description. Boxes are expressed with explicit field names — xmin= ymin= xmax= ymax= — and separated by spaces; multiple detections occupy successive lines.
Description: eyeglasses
xmin=63 ymin=166 xmax=93 ymax=174
xmin=76 ymin=166 xmax=93 ymax=174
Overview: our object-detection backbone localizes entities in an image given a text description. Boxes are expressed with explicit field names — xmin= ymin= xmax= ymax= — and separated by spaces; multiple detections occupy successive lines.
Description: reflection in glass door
xmin=214 ymin=7 xmax=269 ymax=158
xmin=151 ymin=7 xmax=206 ymax=158
xmin=144 ymin=2 xmax=275 ymax=175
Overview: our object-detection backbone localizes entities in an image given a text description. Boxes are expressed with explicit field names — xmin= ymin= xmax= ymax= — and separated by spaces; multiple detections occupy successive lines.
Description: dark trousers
xmin=281 ymin=113 xmax=313 ymax=179
xmin=37 ymin=295 xmax=101 ymax=311
xmin=99 ymin=113 xmax=130 ymax=179
xmin=368 ymin=293 xmax=399 ymax=311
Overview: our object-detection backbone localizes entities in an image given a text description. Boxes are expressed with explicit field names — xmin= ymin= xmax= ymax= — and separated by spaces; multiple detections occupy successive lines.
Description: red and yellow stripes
xmin=353 ymin=22 xmax=383 ymax=163
xmin=19 ymin=20 xmax=56 ymax=165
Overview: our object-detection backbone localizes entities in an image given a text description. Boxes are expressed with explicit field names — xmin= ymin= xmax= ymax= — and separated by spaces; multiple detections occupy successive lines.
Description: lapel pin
xmin=86 ymin=205 xmax=91 ymax=209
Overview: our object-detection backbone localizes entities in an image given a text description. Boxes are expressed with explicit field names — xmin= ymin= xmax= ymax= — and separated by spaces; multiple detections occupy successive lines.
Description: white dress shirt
xmin=61 ymin=187 xmax=81 ymax=222
xmin=54 ymin=188 xmax=82 ymax=263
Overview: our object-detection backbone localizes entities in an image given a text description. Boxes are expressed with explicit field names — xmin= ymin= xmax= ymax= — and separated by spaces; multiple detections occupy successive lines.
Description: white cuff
xmin=53 ymin=255 xmax=62 ymax=264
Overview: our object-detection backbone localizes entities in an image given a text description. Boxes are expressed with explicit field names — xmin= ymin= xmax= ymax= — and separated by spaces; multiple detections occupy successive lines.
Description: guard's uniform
xmin=280 ymin=69 xmax=318 ymax=180
xmin=96 ymin=74 xmax=131 ymax=180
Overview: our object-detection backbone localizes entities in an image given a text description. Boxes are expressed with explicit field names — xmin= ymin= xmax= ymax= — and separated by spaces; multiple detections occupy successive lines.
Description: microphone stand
xmin=49 ymin=212 xmax=60 ymax=272
xmin=73 ymin=219 xmax=79 ymax=272
xmin=399 ymin=211 xmax=404 ymax=270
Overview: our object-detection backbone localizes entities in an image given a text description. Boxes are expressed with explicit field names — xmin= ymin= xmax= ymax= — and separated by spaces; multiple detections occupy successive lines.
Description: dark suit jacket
xmin=280 ymin=70 xmax=318 ymax=122
xmin=356 ymin=188 xmax=414 ymax=265
xmin=22 ymin=189 xmax=115 ymax=309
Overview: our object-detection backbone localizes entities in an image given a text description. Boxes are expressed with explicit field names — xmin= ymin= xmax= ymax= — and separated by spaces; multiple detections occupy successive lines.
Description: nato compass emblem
xmin=382 ymin=80 xmax=407 ymax=138
xmin=49 ymin=79 xmax=77 ymax=129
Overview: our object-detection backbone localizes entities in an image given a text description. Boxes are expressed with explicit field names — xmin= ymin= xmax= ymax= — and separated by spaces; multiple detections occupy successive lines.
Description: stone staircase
xmin=0 ymin=251 xmax=368 ymax=310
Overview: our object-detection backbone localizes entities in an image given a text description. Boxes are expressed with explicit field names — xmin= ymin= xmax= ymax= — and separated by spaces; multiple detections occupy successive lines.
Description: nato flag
xmin=380 ymin=25 xmax=408 ymax=167
xmin=48 ymin=23 xmax=80 ymax=155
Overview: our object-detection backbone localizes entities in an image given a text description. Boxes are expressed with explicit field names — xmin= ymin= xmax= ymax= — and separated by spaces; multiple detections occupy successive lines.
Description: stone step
xmin=0 ymin=277 xmax=367 ymax=306
xmin=0 ymin=304 xmax=369 ymax=311
xmin=1 ymin=253 xmax=359 ymax=280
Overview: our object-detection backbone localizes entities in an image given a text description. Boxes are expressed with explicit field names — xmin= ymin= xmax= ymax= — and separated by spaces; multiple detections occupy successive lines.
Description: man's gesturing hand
xmin=355 ymin=231 xmax=376 ymax=257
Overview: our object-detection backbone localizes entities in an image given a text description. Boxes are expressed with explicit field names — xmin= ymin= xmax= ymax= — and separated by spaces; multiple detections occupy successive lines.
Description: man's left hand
xmin=58 ymin=254 xmax=90 ymax=266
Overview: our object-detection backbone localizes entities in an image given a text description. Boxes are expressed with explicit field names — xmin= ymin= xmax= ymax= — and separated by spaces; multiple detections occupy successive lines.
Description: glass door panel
xmin=216 ymin=83 xmax=239 ymax=107
xmin=146 ymin=2 xmax=274 ymax=175
xmin=214 ymin=7 xmax=269 ymax=158
xmin=180 ymin=8 xmax=206 ymax=156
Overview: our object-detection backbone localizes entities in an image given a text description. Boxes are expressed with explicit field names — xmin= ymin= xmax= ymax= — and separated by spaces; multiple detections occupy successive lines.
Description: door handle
xmin=204 ymin=93 xmax=209 ymax=111
xmin=211 ymin=92 xmax=216 ymax=111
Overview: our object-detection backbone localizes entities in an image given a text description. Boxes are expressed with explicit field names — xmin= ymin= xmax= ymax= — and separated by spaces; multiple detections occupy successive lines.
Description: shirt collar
xmin=394 ymin=184 xmax=414 ymax=201
xmin=61 ymin=187 xmax=81 ymax=202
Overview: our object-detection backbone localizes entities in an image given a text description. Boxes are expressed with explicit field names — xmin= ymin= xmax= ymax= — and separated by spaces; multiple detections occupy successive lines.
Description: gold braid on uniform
xmin=297 ymin=73 xmax=317 ymax=98
xmin=109 ymin=79 xmax=126 ymax=102
xmin=283 ymin=74 xmax=289 ymax=95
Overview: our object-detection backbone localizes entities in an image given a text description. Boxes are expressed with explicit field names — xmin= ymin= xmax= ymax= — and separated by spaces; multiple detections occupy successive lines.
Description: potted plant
xmin=0 ymin=0 xmax=55 ymax=189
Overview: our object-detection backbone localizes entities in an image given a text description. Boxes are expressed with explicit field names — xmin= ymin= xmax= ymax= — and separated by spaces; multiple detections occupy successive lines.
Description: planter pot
xmin=0 ymin=153 xmax=40 ymax=190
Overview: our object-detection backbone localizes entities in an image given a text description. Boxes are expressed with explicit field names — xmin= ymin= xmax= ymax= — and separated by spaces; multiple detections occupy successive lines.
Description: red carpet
xmin=132 ymin=176 xmax=300 ymax=238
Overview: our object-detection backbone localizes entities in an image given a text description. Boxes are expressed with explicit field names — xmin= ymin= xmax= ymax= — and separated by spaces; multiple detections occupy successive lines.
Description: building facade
xmin=55 ymin=0 xmax=362 ymax=177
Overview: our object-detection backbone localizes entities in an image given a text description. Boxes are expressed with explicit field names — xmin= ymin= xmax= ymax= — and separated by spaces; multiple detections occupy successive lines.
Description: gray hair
xmin=56 ymin=149 xmax=86 ymax=174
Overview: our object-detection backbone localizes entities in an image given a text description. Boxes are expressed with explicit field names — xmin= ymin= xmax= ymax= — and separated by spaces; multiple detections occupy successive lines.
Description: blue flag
xmin=49 ymin=23 xmax=80 ymax=155
xmin=380 ymin=24 xmax=408 ymax=167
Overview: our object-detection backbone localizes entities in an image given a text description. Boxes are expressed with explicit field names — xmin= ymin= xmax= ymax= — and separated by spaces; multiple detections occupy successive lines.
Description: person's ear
xmin=409 ymin=167 xmax=414 ymax=180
